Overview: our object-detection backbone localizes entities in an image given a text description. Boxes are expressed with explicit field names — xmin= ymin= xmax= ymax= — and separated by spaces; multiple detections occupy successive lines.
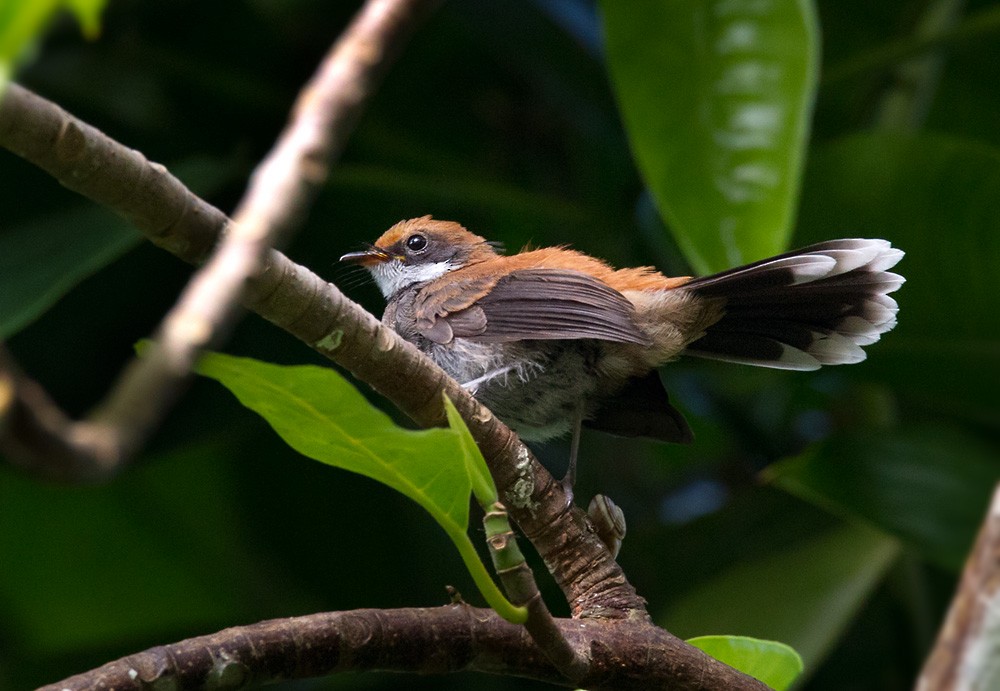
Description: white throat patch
xmin=370 ymin=259 xmax=456 ymax=298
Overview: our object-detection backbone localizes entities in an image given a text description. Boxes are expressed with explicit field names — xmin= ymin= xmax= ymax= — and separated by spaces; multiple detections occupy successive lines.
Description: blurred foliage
xmin=0 ymin=0 xmax=105 ymax=92
xmin=1 ymin=0 xmax=998 ymax=689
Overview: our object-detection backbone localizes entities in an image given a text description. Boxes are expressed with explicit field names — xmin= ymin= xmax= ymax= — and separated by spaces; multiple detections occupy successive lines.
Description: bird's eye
xmin=406 ymin=234 xmax=428 ymax=252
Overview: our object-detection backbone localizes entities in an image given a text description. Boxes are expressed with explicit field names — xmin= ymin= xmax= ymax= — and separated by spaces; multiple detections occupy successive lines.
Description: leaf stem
xmin=483 ymin=503 xmax=589 ymax=680
xmin=444 ymin=520 xmax=527 ymax=624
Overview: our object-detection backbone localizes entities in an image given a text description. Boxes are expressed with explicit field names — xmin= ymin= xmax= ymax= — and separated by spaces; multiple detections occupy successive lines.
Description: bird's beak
xmin=339 ymin=247 xmax=391 ymax=266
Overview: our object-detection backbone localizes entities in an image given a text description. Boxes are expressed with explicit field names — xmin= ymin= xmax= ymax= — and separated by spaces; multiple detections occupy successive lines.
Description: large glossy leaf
xmin=601 ymin=0 xmax=819 ymax=273
xmin=662 ymin=522 xmax=900 ymax=670
xmin=0 ymin=157 xmax=238 ymax=339
xmin=766 ymin=426 xmax=998 ymax=570
xmin=195 ymin=350 xmax=525 ymax=623
xmin=797 ymin=133 xmax=1000 ymax=427
xmin=687 ymin=635 xmax=803 ymax=691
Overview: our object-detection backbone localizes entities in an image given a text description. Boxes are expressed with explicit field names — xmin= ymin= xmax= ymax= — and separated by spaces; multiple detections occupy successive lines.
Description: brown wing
xmin=411 ymin=272 xmax=496 ymax=344
xmin=414 ymin=268 xmax=650 ymax=345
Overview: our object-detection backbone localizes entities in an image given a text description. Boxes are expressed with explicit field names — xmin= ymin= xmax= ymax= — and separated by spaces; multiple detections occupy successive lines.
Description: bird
xmin=341 ymin=216 xmax=904 ymax=490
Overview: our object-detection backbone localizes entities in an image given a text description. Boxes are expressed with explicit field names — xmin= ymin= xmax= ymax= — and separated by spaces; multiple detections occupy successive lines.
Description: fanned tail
xmin=683 ymin=239 xmax=905 ymax=370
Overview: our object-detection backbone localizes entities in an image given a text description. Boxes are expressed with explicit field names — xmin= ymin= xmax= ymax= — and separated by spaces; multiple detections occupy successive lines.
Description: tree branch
xmin=917 ymin=482 xmax=1000 ymax=691
xmin=0 ymin=0 xmax=438 ymax=481
xmin=0 ymin=345 xmax=102 ymax=475
xmin=38 ymin=605 xmax=770 ymax=691
xmin=0 ymin=82 xmax=645 ymax=619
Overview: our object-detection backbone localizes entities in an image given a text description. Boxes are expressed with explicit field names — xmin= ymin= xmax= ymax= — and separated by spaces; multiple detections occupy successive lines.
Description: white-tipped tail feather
xmin=683 ymin=238 xmax=904 ymax=371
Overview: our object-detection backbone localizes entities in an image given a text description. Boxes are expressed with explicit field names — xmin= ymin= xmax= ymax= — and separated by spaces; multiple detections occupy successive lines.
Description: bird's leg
xmin=561 ymin=404 xmax=584 ymax=504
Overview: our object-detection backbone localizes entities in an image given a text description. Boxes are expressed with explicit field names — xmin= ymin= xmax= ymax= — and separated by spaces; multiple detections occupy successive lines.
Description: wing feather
xmin=414 ymin=268 xmax=650 ymax=345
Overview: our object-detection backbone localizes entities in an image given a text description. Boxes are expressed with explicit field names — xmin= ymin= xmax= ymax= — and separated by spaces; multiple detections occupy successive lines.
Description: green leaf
xmin=687 ymin=635 xmax=803 ymax=690
xmin=797 ymin=133 xmax=1000 ymax=428
xmin=194 ymin=351 xmax=526 ymax=624
xmin=766 ymin=426 xmax=998 ymax=570
xmin=662 ymin=522 xmax=900 ymax=671
xmin=441 ymin=393 xmax=497 ymax=507
xmin=601 ymin=0 xmax=819 ymax=273
xmin=0 ymin=0 xmax=107 ymax=92
xmin=0 ymin=157 xmax=240 ymax=339
xmin=197 ymin=352 xmax=470 ymax=524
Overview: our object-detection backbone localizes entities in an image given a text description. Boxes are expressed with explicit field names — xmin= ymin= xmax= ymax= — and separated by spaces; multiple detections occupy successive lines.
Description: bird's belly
xmin=423 ymin=339 xmax=605 ymax=442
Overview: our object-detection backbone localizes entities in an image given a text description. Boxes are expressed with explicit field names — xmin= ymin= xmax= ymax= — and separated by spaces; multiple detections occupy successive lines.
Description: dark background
xmin=2 ymin=1 xmax=998 ymax=688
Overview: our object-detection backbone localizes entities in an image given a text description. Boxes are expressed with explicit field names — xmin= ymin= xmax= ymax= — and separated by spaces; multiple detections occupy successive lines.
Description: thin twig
xmin=0 ymin=345 xmax=107 ymax=478
xmin=38 ymin=605 xmax=770 ymax=691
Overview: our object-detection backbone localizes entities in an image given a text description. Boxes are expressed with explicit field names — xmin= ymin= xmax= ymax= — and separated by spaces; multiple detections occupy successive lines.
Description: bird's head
xmin=340 ymin=216 xmax=500 ymax=298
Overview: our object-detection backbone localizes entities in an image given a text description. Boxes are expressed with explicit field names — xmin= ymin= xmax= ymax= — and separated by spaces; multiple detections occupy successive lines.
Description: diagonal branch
xmin=38 ymin=605 xmax=770 ymax=691
xmin=0 ymin=83 xmax=645 ymax=619
xmin=0 ymin=0 xmax=439 ymax=482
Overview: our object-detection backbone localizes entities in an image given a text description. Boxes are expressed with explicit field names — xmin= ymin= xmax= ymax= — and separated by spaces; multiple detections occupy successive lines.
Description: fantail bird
xmin=342 ymin=216 xmax=904 ymax=489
